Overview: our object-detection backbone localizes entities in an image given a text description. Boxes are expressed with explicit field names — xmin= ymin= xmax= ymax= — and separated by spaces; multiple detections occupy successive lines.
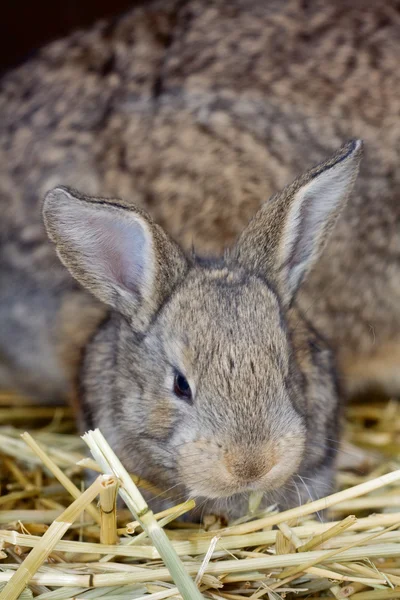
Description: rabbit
xmin=1 ymin=0 xmax=400 ymax=514
xmin=42 ymin=140 xmax=362 ymax=517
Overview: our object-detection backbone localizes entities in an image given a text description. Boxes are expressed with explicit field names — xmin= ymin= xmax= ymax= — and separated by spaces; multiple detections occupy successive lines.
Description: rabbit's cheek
xmin=259 ymin=434 xmax=306 ymax=489
xmin=177 ymin=440 xmax=232 ymax=498
xmin=146 ymin=397 xmax=176 ymax=440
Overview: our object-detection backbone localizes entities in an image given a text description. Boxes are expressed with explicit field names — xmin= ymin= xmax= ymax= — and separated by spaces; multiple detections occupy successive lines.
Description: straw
xmin=0 ymin=475 xmax=106 ymax=600
xmin=21 ymin=432 xmax=101 ymax=525
xmin=0 ymin=394 xmax=399 ymax=599
xmin=99 ymin=477 xmax=118 ymax=545
xmin=297 ymin=515 xmax=357 ymax=552
xmin=1 ymin=544 xmax=400 ymax=588
xmin=195 ymin=470 xmax=400 ymax=538
xmin=82 ymin=429 xmax=204 ymax=600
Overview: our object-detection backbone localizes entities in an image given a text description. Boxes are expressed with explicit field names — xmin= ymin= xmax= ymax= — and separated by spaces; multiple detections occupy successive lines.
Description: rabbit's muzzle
xmin=177 ymin=433 xmax=305 ymax=499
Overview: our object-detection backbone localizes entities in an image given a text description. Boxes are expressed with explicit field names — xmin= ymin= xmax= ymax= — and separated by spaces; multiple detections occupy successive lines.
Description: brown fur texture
xmin=1 ymin=0 xmax=400 ymax=515
xmin=42 ymin=142 xmax=360 ymax=518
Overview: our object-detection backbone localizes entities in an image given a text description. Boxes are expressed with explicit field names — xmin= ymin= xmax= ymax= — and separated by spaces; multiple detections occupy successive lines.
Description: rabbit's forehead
xmin=160 ymin=270 xmax=287 ymax=353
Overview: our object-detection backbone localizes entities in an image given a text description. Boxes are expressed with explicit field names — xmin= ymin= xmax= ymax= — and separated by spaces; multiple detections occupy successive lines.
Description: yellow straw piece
xmin=0 ymin=475 xmax=106 ymax=600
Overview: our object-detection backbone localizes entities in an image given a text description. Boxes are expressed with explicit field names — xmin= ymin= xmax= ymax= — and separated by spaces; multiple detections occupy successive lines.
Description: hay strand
xmin=82 ymin=428 xmax=204 ymax=600
xmin=99 ymin=476 xmax=118 ymax=545
xmin=0 ymin=475 xmax=106 ymax=600
xmin=0 ymin=395 xmax=398 ymax=599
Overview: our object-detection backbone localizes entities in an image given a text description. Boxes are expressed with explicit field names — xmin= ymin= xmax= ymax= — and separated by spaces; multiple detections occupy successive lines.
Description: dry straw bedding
xmin=0 ymin=392 xmax=399 ymax=600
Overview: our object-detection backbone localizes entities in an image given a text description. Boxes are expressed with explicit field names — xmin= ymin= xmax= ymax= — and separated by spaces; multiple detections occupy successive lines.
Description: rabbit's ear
xmin=233 ymin=140 xmax=363 ymax=307
xmin=43 ymin=187 xmax=188 ymax=327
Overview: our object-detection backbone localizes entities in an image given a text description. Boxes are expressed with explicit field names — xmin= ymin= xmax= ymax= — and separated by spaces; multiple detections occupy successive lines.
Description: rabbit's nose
xmin=224 ymin=447 xmax=275 ymax=483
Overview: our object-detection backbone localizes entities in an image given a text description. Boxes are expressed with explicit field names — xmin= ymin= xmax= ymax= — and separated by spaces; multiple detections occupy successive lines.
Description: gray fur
xmin=42 ymin=143 xmax=358 ymax=517
xmin=1 ymin=0 xmax=400 ymax=516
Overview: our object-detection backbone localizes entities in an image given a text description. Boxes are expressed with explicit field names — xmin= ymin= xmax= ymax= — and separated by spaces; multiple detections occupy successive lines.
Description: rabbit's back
xmin=1 ymin=0 xmax=400 ymax=397
xmin=1 ymin=0 xmax=399 ymax=247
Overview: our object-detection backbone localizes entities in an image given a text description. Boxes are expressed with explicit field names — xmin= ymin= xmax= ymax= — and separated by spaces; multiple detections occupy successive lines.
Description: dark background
xmin=0 ymin=1 xmax=140 ymax=75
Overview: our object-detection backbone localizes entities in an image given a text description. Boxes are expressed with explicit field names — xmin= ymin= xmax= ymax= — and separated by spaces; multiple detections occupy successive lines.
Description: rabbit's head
xmin=43 ymin=140 xmax=362 ymax=504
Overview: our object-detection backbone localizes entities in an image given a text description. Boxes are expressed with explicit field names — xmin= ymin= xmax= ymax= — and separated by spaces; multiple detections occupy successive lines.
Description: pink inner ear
xmin=83 ymin=211 xmax=151 ymax=295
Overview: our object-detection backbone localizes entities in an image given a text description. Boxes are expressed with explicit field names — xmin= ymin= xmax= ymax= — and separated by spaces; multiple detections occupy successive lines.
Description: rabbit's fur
xmin=1 ymin=0 xmax=400 ymax=515
xmin=43 ymin=140 xmax=359 ymax=516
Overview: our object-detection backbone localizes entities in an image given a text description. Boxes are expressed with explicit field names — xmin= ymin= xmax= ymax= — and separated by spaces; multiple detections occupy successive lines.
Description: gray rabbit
xmin=1 ymin=0 xmax=400 ymax=516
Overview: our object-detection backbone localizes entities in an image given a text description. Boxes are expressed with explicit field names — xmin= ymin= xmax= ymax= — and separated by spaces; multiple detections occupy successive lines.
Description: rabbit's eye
xmin=173 ymin=371 xmax=192 ymax=402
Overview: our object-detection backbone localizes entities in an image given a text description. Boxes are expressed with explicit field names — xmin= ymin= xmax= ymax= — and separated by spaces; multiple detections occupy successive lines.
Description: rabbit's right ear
xmin=43 ymin=187 xmax=188 ymax=328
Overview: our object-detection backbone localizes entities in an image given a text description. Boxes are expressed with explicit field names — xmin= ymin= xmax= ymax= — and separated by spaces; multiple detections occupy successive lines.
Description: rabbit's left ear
xmin=232 ymin=140 xmax=363 ymax=306
xmin=43 ymin=187 xmax=188 ymax=328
